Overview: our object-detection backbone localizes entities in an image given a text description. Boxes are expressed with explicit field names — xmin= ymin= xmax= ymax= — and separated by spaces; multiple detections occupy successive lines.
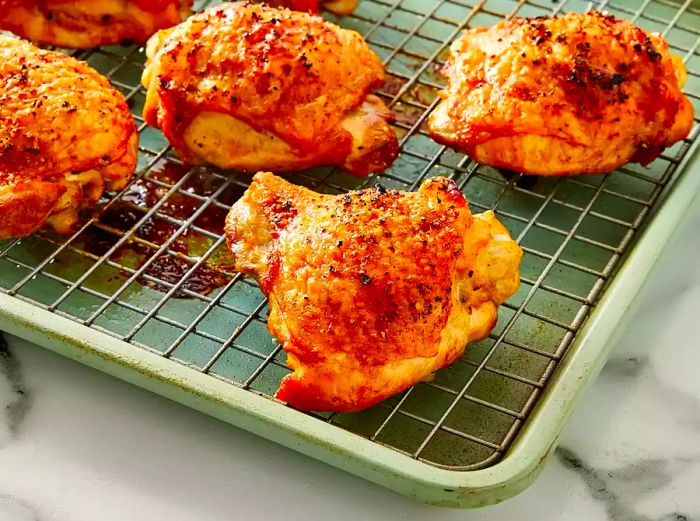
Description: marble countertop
xmin=1 ymin=199 xmax=700 ymax=521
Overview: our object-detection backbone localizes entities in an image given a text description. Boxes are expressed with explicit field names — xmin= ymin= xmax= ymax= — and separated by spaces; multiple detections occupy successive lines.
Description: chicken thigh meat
xmin=142 ymin=2 xmax=398 ymax=176
xmin=0 ymin=35 xmax=138 ymax=239
xmin=429 ymin=11 xmax=694 ymax=175
xmin=225 ymin=172 xmax=522 ymax=412
xmin=0 ymin=0 xmax=192 ymax=48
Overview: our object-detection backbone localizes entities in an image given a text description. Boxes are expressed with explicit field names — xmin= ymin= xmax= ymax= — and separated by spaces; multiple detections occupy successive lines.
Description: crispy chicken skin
xmin=269 ymin=0 xmax=357 ymax=15
xmin=142 ymin=2 xmax=398 ymax=177
xmin=0 ymin=0 xmax=192 ymax=48
xmin=429 ymin=11 xmax=695 ymax=176
xmin=225 ymin=172 xmax=522 ymax=412
xmin=0 ymin=35 xmax=138 ymax=239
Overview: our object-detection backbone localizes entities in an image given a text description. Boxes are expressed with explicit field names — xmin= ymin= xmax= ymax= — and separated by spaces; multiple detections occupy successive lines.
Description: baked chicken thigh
xmin=0 ymin=0 xmax=192 ymax=48
xmin=225 ymin=172 xmax=522 ymax=412
xmin=142 ymin=2 xmax=398 ymax=177
xmin=270 ymin=0 xmax=357 ymax=15
xmin=0 ymin=35 xmax=138 ymax=239
xmin=429 ymin=11 xmax=695 ymax=175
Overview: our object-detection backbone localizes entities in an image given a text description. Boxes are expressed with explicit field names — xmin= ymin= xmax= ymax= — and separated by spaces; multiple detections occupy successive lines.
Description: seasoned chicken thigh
xmin=225 ymin=172 xmax=522 ymax=412
xmin=142 ymin=2 xmax=398 ymax=177
xmin=429 ymin=11 xmax=695 ymax=175
xmin=0 ymin=35 xmax=138 ymax=239
xmin=0 ymin=0 xmax=191 ymax=48
xmin=270 ymin=0 xmax=357 ymax=15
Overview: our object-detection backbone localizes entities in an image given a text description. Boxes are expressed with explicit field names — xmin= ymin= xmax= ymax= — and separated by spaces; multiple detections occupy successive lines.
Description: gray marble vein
xmin=605 ymin=353 xmax=700 ymax=436
xmin=0 ymin=494 xmax=41 ymax=521
xmin=656 ymin=380 xmax=700 ymax=436
xmin=0 ymin=332 xmax=30 ymax=443
xmin=601 ymin=356 xmax=649 ymax=379
xmin=557 ymin=446 xmax=696 ymax=521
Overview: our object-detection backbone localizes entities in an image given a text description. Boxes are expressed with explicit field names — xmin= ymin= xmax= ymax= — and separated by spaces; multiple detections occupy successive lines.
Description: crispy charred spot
xmin=359 ymin=271 xmax=372 ymax=285
xmin=513 ymin=84 xmax=537 ymax=101
xmin=266 ymin=194 xmax=298 ymax=230
xmin=432 ymin=178 xmax=466 ymax=205
xmin=562 ymin=57 xmax=630 ymax=117
xmin=299 ymin=54 xmax=313 ymax=69
xmin=535 ymin=30 xmax=552 ymax=45
xmin=646 ymin=44 xmax=662 ymax=61
xmin=608 ymin=73 xmax=626 ymax=87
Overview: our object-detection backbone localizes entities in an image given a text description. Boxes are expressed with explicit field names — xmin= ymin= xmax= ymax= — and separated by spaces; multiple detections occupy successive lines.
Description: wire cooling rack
xmin=1 ymin=0 xmax=699 ymax=471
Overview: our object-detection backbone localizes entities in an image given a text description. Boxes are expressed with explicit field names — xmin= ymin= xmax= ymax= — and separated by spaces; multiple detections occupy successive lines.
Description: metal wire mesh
xmin=1 ymin=0 xmax=699 ymax=470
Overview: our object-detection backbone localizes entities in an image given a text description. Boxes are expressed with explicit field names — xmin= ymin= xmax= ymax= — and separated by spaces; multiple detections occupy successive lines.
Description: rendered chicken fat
xmin=0 ymin=0 xmax=192 ymax=48
xmin=429 ymin=11 xmax=694 ymax=175
xmin=142 ymin=1 xmax=398 ymax=177
xmin=225 ymin=173 xmax=522 ymax=412
xmin=0 ymin=35 xmax=138 ymax=239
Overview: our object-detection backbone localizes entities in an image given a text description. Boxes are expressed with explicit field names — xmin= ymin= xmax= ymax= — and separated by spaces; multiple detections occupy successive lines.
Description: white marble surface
xmin=1 ymin=199 xmax=700 ymax=521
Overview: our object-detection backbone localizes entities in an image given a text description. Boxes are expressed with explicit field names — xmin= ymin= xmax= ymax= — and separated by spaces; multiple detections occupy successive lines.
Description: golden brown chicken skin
xmin=0 ymin=35 xmax=138 ymax=239
xmin=269 ymin=0 xmax=357 ymax=15
xmin=142 ymin=2 xmax=398 ymax=177
xmin=0 ymin=0 xmax=191 ymax=48
xmin=225 ymin=172 xmax=522 ymax=412
xmin=429 ymin=11 xmax=695 ymax=176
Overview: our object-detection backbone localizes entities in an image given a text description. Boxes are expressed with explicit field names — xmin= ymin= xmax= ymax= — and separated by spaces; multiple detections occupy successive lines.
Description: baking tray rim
xmin=1 ymin=140 xmax=699 ymax=508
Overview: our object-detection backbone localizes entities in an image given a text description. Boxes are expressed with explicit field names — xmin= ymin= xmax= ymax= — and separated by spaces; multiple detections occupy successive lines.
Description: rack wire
xmin=1 ymin=0 xmax=699 ymax=470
